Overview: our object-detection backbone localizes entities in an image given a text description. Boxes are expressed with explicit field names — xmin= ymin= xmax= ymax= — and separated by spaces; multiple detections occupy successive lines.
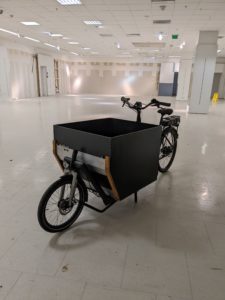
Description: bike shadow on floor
xmin=49 ymin=170 xmax=211 ymax=255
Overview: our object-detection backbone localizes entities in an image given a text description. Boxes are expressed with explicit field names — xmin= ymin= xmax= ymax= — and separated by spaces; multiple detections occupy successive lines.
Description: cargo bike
xmin=37 ymin=98 xmax=180 ymax=232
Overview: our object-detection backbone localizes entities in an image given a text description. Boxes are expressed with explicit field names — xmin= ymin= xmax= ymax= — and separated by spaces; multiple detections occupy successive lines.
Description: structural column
xmin=0 ymin=46 xmax=10 ymax=101
xmin=189 ymin=31 xmax=218 ymax=114
xmin=176 ymin=59 xmax=192 ymax=101
xmin=218 ymin=64 xmax=225 ymax=99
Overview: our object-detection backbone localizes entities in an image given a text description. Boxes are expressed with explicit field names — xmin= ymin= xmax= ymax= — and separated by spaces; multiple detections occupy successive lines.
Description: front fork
xmin=59 ymin=171 xmax=78 ymax=206
xmin=59 ymin=150 xmax=79 ymax=206
xmin=69 ymin=171 xmax=78 ymax=205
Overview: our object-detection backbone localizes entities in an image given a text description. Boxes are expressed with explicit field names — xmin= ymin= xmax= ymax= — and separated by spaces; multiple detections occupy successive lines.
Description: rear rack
xmin=161 ymin=115 xmax=180 ymax=127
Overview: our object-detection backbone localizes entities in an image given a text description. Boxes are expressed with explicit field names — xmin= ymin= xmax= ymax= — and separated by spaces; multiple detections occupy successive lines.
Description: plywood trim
xmin=105 ymin=156 xmax=120 ymax=201
xmin=53 ymin=140 xmax=63 ymax=171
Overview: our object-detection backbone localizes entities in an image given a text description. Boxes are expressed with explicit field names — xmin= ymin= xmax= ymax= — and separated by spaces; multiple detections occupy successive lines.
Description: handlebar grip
xmin=151 ymin=98 xmax=171 ymax=107
xmin=160 ymin=101 xmax=171 ymax=107
xmin=121 ymin=96 xmax=130 ymax=102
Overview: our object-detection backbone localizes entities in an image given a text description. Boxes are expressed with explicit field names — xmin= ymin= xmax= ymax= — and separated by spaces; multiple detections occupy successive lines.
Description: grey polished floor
xmin=0 ymin=95 xmax=225 ymax=300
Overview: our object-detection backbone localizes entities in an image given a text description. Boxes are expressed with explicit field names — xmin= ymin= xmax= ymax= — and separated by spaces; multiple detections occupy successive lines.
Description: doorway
xmin=172 ymin=72 xmax=178 ymax=96
xmin=40 ymin=66 xmax=48 ymax=96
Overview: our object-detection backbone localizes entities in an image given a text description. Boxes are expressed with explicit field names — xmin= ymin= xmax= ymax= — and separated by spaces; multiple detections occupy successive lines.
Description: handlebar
xmin=121 ymin=97 xmax=171 ymax=110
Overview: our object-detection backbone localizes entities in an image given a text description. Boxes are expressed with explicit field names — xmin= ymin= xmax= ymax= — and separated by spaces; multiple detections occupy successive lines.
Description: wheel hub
xmin=161 ymin=146 xmax=173 ymax=155
xmin=58 ymin=198 xmax=74 ymax=215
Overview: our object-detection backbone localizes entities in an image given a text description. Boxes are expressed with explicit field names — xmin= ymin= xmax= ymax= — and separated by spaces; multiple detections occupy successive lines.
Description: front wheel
xmin=158 ymin=127 xmax=177 ymax=173
xmin=37 ymin=176 xmax=87 ymax=233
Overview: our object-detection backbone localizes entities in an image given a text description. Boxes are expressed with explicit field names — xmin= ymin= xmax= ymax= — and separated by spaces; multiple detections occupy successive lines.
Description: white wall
xmin=159 ymin=63 xmax=174 ymax=84
xmin=9 ymin=49 xmax=38 ymax=99
xmin=58 ymin=60 xmax=160 ymax=96
xmin=37 ymin=54 xmax=55 ymax=96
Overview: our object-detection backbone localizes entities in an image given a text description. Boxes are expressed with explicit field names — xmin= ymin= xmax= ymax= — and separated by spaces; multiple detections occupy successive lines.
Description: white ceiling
xmin=0 ymin=0 xmax=225 ymax=60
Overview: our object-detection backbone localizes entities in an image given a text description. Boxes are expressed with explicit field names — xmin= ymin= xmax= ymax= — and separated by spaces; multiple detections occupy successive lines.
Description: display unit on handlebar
xmin=121 ymin=97 xmax=180 ymax=173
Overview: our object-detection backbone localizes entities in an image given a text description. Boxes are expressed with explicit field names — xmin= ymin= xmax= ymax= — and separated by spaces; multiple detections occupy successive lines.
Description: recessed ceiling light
xmin=51 ymin=33 xmax=63 ymax=37
xmin=21 ymin=21 xmax=40 ymax=26
xmin=63 ymin=37 xmax=71 ymax=40
xmin=68 ymin=41 xmax=79 ymax=45
xmin=57 ymin=0 xmax=82 ymax=5
xmin=43 ymin=31 xmax=52 ymax=36
xmin=71 ymin=52 xmax=79 ymax=55
xmin=97 ymin=25 xmax=104 ymax=29
xmin=217 ymin=49 xmax=222 ymax=53
xmin=116 ymin=43 xmax=121 ymax=49
xmin=179 ymin=41 xmax=185 ymax=49
xmin=0 ymin=28 xmax=20 ymax=37
xmin=24 ymin=36 xmax=40 ymax=43
xmin=84 ymin=20 xmax=102 ymax=25
xmin=83 ymin=47 xmax=90 ymax=50
xmin=158 ymin=33 xmax=163 ymax=41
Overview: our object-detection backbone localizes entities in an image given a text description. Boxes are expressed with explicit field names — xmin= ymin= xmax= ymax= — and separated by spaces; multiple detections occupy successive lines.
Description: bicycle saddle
xmin=158 ymin=108 xmax=173 ymax=116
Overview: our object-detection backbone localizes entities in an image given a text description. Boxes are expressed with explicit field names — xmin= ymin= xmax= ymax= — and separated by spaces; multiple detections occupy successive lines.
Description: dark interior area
xmin=61 ymin=118 xmax=157 ymax=137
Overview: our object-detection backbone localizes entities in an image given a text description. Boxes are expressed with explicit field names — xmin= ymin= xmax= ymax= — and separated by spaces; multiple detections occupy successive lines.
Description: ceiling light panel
xmin=21 ymin=21 xmax=40 ymax=26
xmin=68 ymin=41 xmax=79 ymax=44
xmin=51 ymin=34 xmax=63 ymax=37
xmin=84 ymin=21 xmax=102 ymax=25
xmin=57 ymin=0 xmax=82 ymax=5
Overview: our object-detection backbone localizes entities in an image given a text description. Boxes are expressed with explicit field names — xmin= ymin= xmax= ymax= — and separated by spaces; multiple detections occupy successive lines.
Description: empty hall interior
xmin=0 ymin=0 xmax=225 ymax=300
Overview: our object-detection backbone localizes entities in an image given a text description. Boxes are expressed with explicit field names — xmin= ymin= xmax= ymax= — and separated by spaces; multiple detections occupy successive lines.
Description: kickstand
xmin=134 ymin=191 xmax=138 ymax=204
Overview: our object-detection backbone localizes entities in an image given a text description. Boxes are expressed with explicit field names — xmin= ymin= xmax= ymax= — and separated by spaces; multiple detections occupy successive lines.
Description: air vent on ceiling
xmin=133 ymin=42 xmax=166 ymax=48
xmin=127 ymin=33 xmax=141 ymax=37
xmin=153 ymin=19 xmax=171 ymax=24
xmin=99 ymin=33 xmax=113 ymax=37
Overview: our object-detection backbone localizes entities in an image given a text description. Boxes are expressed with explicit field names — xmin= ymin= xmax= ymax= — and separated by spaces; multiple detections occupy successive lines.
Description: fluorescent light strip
xmin=84 ymin=20 xmax=102 ymax=25
xmin=0 ymin=28 xmax=20 ymax=37
xmin=44 ymin=43 xmax=57 ymax=48
xmin=21 ymin=21 xmax=40 ymax=26
xmin=57 ymin=0 xmax=82 ymax=5
xmin=71 ymin=52 xmax=79 ymax=55
xmin=24 ymin=36 xmax=40 ymax=43
xmin=83 ymin=47 xmax=90 ymax=50
xmin=51 ymin=33 xmax=63 ymax=37
xmin=68 ymin=41 xmax=79 ymax=45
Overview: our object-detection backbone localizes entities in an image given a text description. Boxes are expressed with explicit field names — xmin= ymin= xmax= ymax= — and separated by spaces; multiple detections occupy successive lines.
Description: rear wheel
xmin=158 ymin=127 xmax=177 ymax=173
xmin=37 ymin=176 xmax=87 ymax=233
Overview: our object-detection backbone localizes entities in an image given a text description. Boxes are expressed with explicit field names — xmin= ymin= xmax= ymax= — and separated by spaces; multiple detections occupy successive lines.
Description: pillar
xmin=218 ymin=64 xmax=225 ymax=99
xmin=0 ymin=46 xmax=10 ymax=101
xmin=176 ymin=59 xmax=192 ymax=101
xmin=189 ymin=31 xmax=218 ymax=114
